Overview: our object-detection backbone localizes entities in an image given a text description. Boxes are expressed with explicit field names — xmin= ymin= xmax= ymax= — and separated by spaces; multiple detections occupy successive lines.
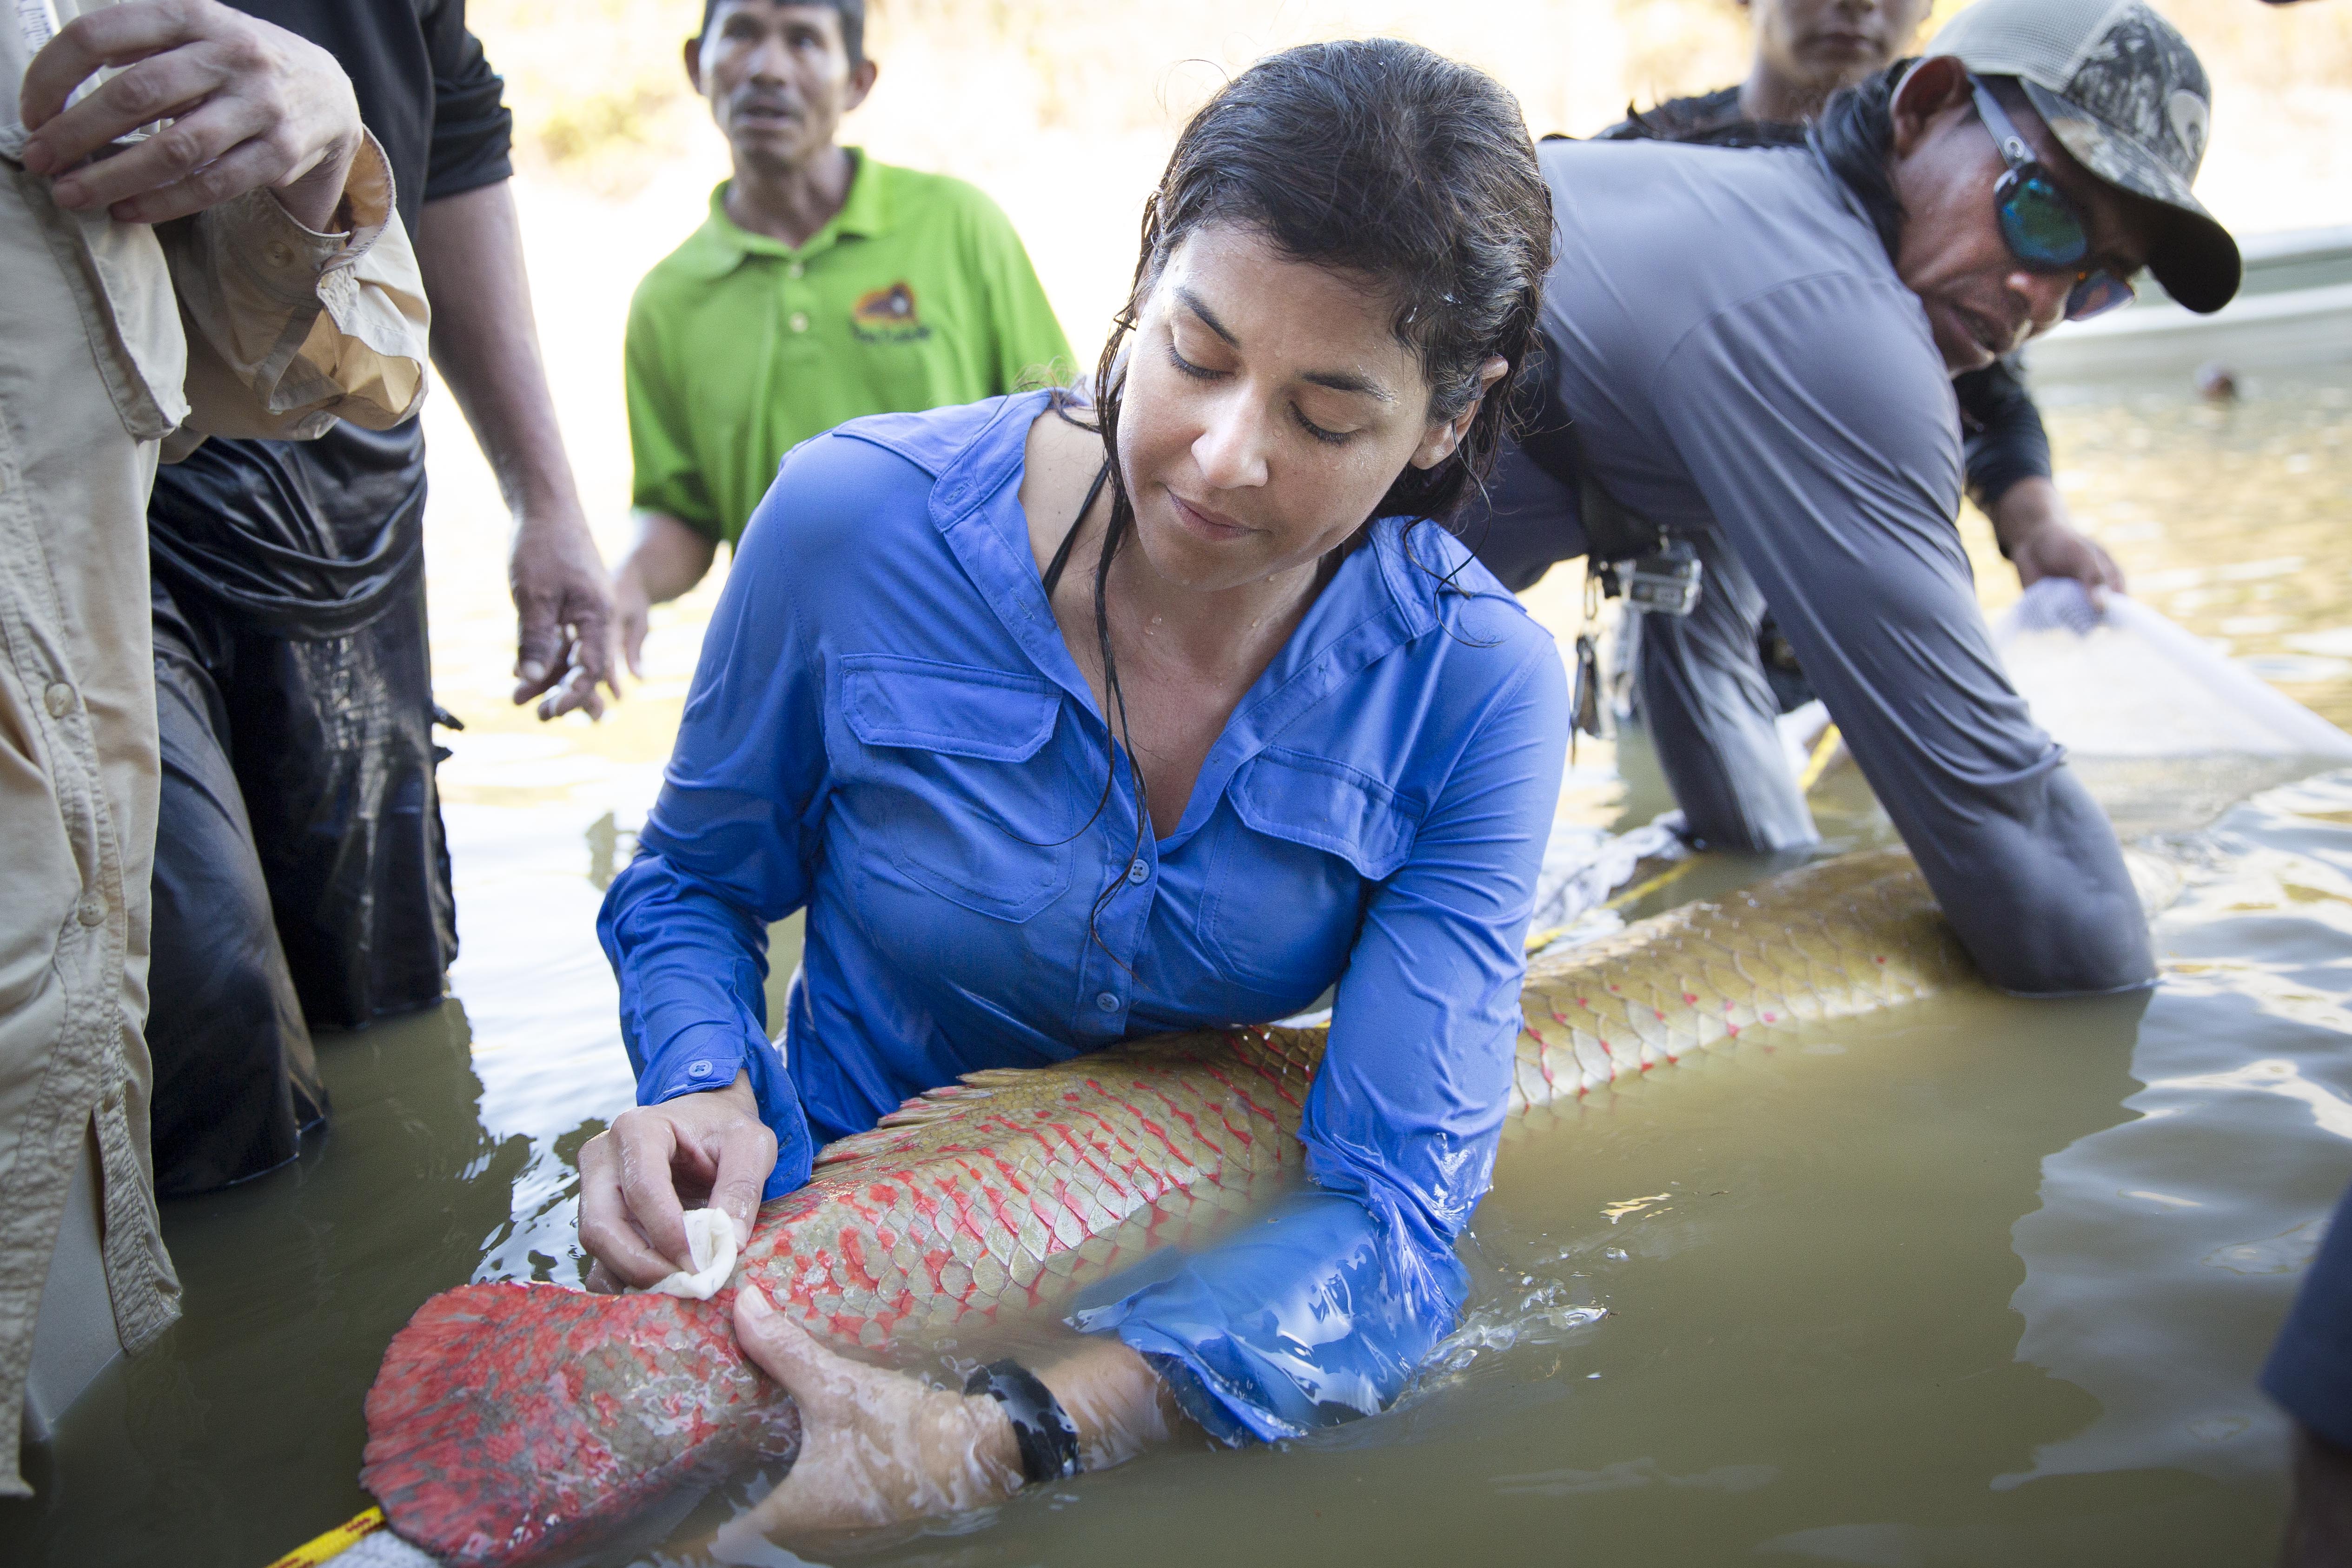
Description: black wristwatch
xmin=964 ymin=1358 xmax=1081 ymax=1486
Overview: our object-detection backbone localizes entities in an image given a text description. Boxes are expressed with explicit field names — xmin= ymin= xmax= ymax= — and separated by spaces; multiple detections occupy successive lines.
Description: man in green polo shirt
xmin=615 ymin=0 xmax=1072 ymax=668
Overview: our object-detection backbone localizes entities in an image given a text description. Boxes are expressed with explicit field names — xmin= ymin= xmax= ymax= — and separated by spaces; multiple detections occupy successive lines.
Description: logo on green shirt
xmin=851 ymin=281 xmax=930 ymax=344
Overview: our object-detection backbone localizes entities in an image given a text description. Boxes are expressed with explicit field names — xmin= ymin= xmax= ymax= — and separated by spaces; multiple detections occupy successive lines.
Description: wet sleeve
xmin=1073 ymin=630 xmax=1570 ymax=1441
xmin=1651 ymin=276 xmax=2152 ymax=995
xmin=624 ymin=286 xmax=722 ymax=539
xmin=964 ymin=188 xmax=1074 ymax=393
xmin=1954 ymin=357 xmax=2053 ymax=517
xmin=419 ymin=0 xmax=516 ymax=205
xmin=2263 ymin=1181 xmax=2352 ymax=1451
xmin=596 ymin=444 xmax=853 ymax=1197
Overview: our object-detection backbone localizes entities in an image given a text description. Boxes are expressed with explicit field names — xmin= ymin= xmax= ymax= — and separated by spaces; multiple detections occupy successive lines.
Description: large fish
xmin=358 ymin=848 xmax=2001 ymax=1565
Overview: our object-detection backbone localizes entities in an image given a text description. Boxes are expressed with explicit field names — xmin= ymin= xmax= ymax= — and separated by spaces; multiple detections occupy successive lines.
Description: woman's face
xmin=1115 ymin=223 xmax=1494 ymax=595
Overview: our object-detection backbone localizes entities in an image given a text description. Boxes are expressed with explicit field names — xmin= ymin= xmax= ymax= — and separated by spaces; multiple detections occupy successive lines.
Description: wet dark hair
xmin=700 ymin=0 xmax=865 ymax=67
xmin=1047 ymin=40 xmax=1552 ymax=959
xmin=1097 ymin=38 xmax=1553 ymax=531
xmin=1810 ymin=61 xmax=1908 ymax=258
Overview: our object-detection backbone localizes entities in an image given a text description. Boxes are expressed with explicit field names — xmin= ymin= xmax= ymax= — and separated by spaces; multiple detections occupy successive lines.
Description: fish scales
xmin=362 ymin=850 xmax=1972 ymax=1566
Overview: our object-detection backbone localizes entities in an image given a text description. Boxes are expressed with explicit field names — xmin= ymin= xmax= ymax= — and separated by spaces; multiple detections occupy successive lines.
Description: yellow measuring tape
xmin=263 ymin=1507 xmax=384 ymax=1568
xmin=1797 ymin=722 xmax=1845 ymax=794
xmin=1525 ymin=722 xmax=1846 ymax=954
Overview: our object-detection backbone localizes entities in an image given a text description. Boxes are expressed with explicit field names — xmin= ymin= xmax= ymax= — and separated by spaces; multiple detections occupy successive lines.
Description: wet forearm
xmin=1036 ymin=1335 xmax=1185 ymax=1471
xmin=416 ymin=182 xmax=580 ymax=519
xmin=1989 ymin=476 xmax=2067 ymax=555
xmin=954 ymin=1338 xmax=1178 ymax=1497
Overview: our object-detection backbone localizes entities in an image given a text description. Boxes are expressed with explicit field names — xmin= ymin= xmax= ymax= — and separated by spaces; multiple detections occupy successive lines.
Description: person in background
xmin=613 ymin=0 xmax=1072 ymax=670
xmin=1462 ymin=0 xmax=2239 ymax=997
xmin=1591 ymin=0 xmax=2118 ymax=708
xmin=2 ymin=0 xmax=429 ymax=1492
xmin=139 ymin=0 xmax=614 ymax=1196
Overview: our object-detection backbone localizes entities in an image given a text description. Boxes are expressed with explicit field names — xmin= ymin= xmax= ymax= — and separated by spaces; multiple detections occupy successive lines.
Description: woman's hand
xmin=20 ymin=0 xmax=363 ymax=230
xmin=716 ymin=1292 xmax=1189 ymax=1550
xmin=720 ymin=1288 xmax=1023 ymax=1539
xmin=578 ymin=1072 xmax=776 ymax=1288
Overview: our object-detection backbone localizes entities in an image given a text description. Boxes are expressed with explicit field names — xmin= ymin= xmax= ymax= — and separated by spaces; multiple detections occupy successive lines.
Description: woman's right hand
xmin=579 ymin=1071 xmax=777 ymax=1289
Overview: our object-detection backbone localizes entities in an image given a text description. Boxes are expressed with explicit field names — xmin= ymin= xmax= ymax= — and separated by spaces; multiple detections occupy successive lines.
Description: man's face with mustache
xmin=686 ymin=2 xmax=875 ymax=175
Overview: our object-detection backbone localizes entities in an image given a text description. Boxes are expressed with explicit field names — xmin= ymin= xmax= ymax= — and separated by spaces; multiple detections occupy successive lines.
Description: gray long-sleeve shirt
xmin=1470 ymin=137 xmax=2151 ymax=995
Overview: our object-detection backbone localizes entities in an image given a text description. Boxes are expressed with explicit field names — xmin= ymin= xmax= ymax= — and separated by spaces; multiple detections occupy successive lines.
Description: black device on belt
xmin=965 ymin=1359 xmax=1082 ymax=1486
xmin=1510 ymin=330 xmax=1704 ymax=620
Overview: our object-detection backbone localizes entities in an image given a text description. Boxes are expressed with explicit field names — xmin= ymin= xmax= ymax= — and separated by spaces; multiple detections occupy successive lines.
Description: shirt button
xmin=75 ymin=895 xmax=106 ymax=927
xmin=1126 ymin=857 xmax=1148 ymax=885
xmin=1094 ymin=992 xmax=1119 ymax=1013
xmin=44 ymin=681 xmax=74 ymax=717
xmin=265 ymin=240 xmax=293 ymax=267
xmin=687 ymin=1059 xmax=715 ymax=1079
xmin=788 ymin=311 xmax=810 ymax=333
xmin=787 ymin=261 xmax=805 ymax=279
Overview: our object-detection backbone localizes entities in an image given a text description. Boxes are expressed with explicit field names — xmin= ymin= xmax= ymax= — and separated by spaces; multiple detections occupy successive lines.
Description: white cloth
xmin=1524 ymin=810 xmax=1689 ymax=939
xmin=643 ymin=1208 xmax=738 ymax=1301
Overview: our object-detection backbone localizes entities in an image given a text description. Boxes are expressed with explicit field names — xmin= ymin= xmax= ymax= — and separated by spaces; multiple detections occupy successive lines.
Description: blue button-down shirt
xmin=600 ymin=391 xmax=1568 ymax=1439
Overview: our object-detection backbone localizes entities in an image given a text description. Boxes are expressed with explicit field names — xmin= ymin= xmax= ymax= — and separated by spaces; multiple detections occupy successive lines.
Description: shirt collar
xmin=673 ymin=148 xmax=889 ymax=281
xmin=925 ymin=391 xmax=1454 ymax=851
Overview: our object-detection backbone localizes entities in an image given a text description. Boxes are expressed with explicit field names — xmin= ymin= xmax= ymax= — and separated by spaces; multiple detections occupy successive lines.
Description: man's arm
xmin=1989 ymin=476 xmax=2125 ymax=606
xmin=1955 ymin=361 xmax=2123 ymax=603
xmin=612 ymin=510 xmax=720 ymax=679
xmin=416 ymin=181 xmax=616 ymax=720
xmin=1651 ymin=276 xmax=2153 ymax=994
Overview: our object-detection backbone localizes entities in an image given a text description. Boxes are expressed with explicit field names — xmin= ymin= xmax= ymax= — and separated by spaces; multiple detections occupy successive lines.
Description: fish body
xmin=362 ymin=849 xmax=1970 ymax=1565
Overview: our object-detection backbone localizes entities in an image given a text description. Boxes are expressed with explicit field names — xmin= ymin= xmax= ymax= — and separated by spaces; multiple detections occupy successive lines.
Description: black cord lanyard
xmin=1040 ymin=461 xmax=1112 ymax=600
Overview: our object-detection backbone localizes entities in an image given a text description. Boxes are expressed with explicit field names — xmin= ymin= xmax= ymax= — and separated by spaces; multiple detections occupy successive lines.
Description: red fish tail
xmin=362 ymin=1283 xmax=796 ymax=1567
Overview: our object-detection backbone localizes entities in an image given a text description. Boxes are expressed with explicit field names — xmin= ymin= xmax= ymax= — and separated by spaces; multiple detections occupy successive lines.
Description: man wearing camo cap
xmin=1465 ymin=0 xmax=2238 ymax=997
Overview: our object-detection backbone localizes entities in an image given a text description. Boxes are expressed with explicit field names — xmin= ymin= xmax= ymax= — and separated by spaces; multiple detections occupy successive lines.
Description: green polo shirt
xmin=626 ymin=151 xmax=1074 ymax=544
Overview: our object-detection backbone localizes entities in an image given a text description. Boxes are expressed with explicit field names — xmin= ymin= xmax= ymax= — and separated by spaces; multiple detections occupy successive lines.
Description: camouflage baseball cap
xmin=1927 ymin=0 xmax=2241 ymax=313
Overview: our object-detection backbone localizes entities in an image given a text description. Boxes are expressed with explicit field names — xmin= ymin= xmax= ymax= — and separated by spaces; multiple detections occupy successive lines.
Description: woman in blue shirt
xmin=583 ymin=39 xmax=1568 ymax=1532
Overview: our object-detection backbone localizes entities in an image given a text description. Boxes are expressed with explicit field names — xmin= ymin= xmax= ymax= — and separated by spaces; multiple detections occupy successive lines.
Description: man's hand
xmin=612 ymin=559 xmax=654 ymax=682
xmin=611 ymin=512 xmax=721 ymax=681
xmin=19 ymin=0 xmax=361 ymax=230
xmin=719 ymin=1289 xmax=1023 ymax=1540
xmin=578 ymin=1071 xmax=775 ymax=1288
xmin=1989 ymin=476 xmax=2124 ymax=609
xmin=511 ymin=509 xmax=618 ymax=720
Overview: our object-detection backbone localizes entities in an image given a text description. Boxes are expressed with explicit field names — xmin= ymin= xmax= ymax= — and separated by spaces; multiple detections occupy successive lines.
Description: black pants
xmin=145 ymin=424 xmax=457 ymax=1195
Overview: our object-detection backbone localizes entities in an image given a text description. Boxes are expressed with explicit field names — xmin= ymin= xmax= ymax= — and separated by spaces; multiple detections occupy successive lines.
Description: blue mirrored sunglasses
xmin=1968 ymin=78 xmax=2138 ymax=323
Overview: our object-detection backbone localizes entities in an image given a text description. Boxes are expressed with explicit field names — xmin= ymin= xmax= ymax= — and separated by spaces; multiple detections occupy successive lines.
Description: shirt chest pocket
xmin=1201 ymin=748 xmax=1422 ymax=992
xmin=836 ymin=655 xmax=1076 ymax=923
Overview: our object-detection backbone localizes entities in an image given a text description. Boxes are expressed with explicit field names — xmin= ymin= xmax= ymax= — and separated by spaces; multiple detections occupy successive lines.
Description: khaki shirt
xmin=0 ymin=0 xmax=431 ymax=1496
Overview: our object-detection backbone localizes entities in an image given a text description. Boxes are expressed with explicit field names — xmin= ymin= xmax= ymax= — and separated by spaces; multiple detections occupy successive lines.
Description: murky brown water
xmin=3 ymin=369 xmax=2349 ymax=1568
